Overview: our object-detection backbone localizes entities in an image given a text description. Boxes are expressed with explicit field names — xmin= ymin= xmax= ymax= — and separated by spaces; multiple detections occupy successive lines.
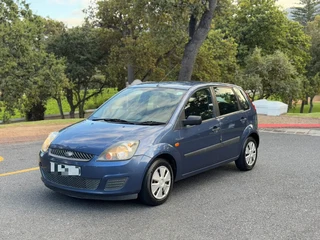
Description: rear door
xmin=213 ymin=86 xmax=248 ymax=161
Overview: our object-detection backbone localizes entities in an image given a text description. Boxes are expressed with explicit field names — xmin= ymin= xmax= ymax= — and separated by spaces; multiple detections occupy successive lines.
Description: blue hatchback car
xmin=39 ymin=82 xmax=259 ymax=206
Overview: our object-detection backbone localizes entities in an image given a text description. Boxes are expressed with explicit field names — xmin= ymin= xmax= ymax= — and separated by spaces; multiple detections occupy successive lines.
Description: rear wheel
xmin=139 ymin=159 xmax=173 ymax=206
xmin=235 ymin=137 xmax=258 ymax=171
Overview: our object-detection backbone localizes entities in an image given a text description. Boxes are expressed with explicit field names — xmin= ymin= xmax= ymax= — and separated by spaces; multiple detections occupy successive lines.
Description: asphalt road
xmin=0 ymin=132 xmax=320 ymax=240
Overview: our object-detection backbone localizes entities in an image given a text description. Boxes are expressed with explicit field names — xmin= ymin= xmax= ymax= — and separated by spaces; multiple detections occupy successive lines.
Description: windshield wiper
xmin=136 ymin=121 xmax=166 ymax=126
xmin=91 ymin=118 xmax=135 ymax=124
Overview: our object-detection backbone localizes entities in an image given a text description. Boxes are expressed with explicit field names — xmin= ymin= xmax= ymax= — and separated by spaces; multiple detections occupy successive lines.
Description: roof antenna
xmin=160 ymin=64 xmax=179 ymax=82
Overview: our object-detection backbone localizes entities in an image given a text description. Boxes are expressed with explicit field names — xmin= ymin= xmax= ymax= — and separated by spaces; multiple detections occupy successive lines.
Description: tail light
xmin=252 ymin=102 xmax=256 ymax=112
xmin=245 ymin=92 xmax=256 ymax=112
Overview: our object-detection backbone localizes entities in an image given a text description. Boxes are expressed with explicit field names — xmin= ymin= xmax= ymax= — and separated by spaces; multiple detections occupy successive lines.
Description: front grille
xmin=42 ymin=170 xmax=100 ymax=190
xmin=49 ymin=148 xmax=94 ymax=161
xmin=104 ymin=178 xmax=128 ymax=191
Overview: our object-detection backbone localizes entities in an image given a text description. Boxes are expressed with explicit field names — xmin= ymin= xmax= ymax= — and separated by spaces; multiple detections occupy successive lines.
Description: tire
xmin=235 ymin=137 xmax=258 ymax=171
xmin=139 ymin=158 xmax=173 ymax=206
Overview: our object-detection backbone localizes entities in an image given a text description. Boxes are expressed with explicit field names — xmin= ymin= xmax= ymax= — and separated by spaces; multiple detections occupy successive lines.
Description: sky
xmin=25 ymin=0 xmax=301 ymax=27
xmin=26 ymin=0 xmax=92 ymax=27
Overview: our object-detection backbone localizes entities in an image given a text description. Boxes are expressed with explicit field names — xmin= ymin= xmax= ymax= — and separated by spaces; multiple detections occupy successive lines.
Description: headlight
xmin=97 ymin=141 xmax=139 ymax=161
xmin=41 ymin=132 xmax=59 ymax=152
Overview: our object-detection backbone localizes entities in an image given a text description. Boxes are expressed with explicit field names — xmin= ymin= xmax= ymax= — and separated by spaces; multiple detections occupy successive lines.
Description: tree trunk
xmin=69 ymin=107 xmax=76 ymax=119
xmin=79 ymin=101 xmax=85 ymax=118
xmin=178 ymin=0 xmax=217 ymax=82
xmin=309 ymin=96 xmax=314 ymax=113
xmin=305 ymin=94 xmax=309 ymax=105
xmin=300 ymin=100 xmax=305 ymax=113
xmin=56 ymin=97 xmax=65 ymax=119
xmin=128 ymin=63 xmax=134 ymax=85
xmin=26 ymin=103 xmax=46 ymax=121
xmin=252 ymin=91 xmax=256 ymax=102
xmin=66 ymin=89 xmax=76 ymax=118
xmin=288 ymin=97 xmax=293 ymax=110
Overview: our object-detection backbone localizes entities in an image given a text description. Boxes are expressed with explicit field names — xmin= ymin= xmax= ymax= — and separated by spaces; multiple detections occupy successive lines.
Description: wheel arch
xmin=154 ymin=153 xmax=177 ymax=180
xmin=242 ymin=124 xmax=260 ymax=148
xmin=249 ymin=132 xmax=260 ymax=147
xmin=142 ymin=143 xmax=182 ymax=181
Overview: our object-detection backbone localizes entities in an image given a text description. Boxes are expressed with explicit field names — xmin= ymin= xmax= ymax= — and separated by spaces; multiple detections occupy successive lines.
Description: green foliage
xmin=47 ymin=23 xmax=109 ymax=117
xmin=306 ymin=15 xmax=320 ymax=76
xmin=232 ymin=0 xmax=311 ymax=74
xmin=0 ymin=1 xmax=67 ymax=122
xmin=309 ymin=73 xmax=320 ymax=98
xmin=233 ymin=0 xmax=288 ymax=61
xmin=193 ymin=29 xmax=238 ymax=83
xmin=95 ymin=0 xmax=230 ymax=84
xmin=95 ymin=0 xmax=190 ymax=85
xmin=236 ymin=48 xmax=301 ymax=103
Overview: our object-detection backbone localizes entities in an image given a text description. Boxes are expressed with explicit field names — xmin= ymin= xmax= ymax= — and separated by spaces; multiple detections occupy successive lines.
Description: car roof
xmin=130 ymin=81 xmax=239 ymax=90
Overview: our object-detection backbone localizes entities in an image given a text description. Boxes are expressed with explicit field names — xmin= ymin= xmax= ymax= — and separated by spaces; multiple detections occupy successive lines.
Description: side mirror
xmin=182 ymin=115 xmax=202 ymax=126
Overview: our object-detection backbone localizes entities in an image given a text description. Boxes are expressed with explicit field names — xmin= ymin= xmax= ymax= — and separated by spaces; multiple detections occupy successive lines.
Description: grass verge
xmin=286 ymin=112 xmax=320 ymax=118
xmin=0 ymin=88 xmax=118 ymax=120
xmin=0 ymin=119 xmax=82 ymax=128
xmin=289 ymin=102 xmax=320 ymax=113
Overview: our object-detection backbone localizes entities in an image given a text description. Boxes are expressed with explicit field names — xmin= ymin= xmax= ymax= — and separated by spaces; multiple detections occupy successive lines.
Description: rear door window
xmin=214 ymin=87 xmax=239 ymax=116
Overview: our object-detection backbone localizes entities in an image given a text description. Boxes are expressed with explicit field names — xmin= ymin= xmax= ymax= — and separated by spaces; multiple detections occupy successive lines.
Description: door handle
xmin=240 ymin=117 xmax=247 ymax=124
xmin=212 ymin=126 xmax=220 ymax=132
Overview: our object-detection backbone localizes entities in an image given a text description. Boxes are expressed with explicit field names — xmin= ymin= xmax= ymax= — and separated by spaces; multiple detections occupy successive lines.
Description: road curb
xmin=258 ymin=124 xmax=320 ymax=129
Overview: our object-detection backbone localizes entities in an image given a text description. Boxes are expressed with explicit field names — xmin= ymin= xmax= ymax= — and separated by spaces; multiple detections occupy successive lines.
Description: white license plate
xmin=50 ymin=162 xmax=81 ymax=176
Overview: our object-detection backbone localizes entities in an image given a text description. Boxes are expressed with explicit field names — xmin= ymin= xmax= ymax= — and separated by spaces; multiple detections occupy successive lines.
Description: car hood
xmin=50 ymin=120 xmax=166 ymax=155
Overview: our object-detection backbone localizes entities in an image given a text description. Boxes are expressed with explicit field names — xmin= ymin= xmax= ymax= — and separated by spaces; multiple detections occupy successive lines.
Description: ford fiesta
xmin=39 ymin=82 xmax=259 ymax=206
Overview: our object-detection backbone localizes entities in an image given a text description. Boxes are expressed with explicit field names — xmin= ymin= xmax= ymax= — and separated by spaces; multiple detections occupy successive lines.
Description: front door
xmin=177 ymin=88 xmax=222 ymax=176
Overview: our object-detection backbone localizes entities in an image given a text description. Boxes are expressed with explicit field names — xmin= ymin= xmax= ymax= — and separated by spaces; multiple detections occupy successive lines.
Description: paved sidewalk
xmin=260 ymin=128 xmax=320 ymax=137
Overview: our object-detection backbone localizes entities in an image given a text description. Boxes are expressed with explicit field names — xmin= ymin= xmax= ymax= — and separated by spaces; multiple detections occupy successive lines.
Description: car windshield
xmin=89 ymin=87 xmax=187 ymax=125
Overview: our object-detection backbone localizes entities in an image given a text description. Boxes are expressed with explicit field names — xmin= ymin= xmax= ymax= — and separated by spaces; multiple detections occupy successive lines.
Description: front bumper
xmin=39 ymin=152 xmax=152 ymax=200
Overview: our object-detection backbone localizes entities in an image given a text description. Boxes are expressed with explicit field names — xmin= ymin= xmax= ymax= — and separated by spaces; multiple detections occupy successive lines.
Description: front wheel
xmin=235 ymin=137 xmax=258 ymax=171
xmin=139 ymin=159 xmax=173 ymax=206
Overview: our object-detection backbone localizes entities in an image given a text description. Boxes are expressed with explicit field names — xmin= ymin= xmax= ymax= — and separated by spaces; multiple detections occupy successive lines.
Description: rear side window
xmin=234 ymin=88 xmax=250 ymax=110
xmin=214 ymin=87 xmax=239 ymax=115
xmin=185 ymin=88 xmax=214 ymax=121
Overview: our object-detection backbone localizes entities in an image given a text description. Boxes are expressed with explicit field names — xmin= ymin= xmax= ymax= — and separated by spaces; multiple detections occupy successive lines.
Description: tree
xmin=178 ymin=0 xmax=218 ymax=81
xmin=235 ymin=48 xmax=264 ymax=100
xmin=306 ymin=15 xmax=320 ymax=76
xmin=43 ymin=19 xmax=70 ymax=119
xmin=262 ymin=51 xmax=301 ymax=103
xmin=303 ymin=15 xmax=320 ymax=113
xmin=94 ymin=0 xmax=226 ymax=85
xmin=292 ymin=0 xmax=320 ymax=26
xmin=95 ymin=0 xmax=189 ymax=87
xmin=47 ymin=24 xmax=108 ymax=118
xmin=237 ymin=48 xmax=300 ymax=103
xmin=308 ymin=73 xmax=320 ymax=112
xmin=232 ymin=0 xmax=310 ymax=75
xmin=0 ymin=0 xmax=67 ymax=121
